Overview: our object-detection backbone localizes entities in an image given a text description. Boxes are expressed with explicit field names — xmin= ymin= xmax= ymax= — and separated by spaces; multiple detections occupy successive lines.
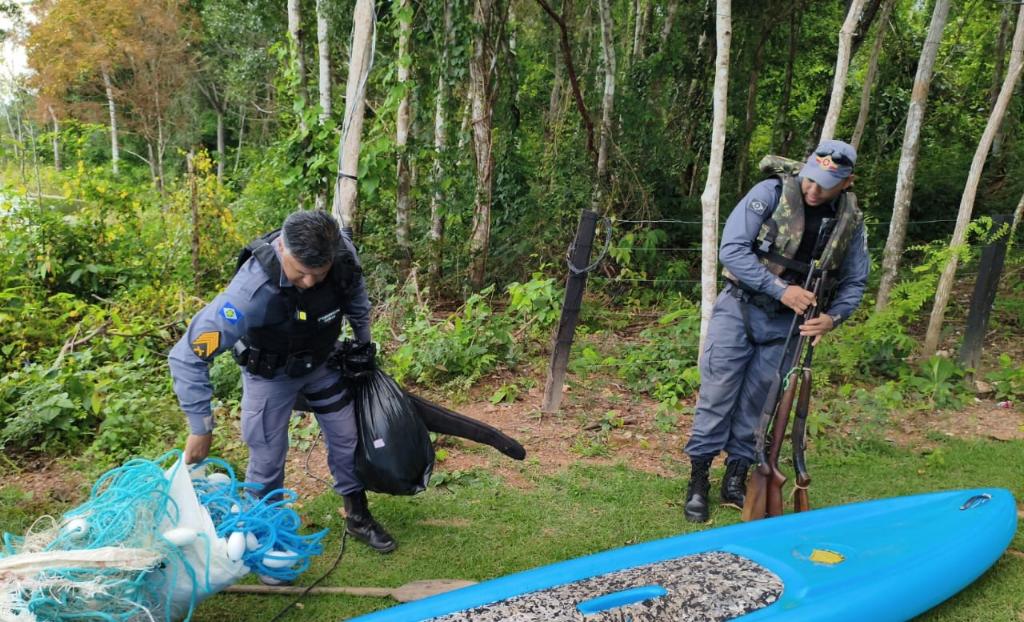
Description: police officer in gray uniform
xmin=682 ymin=140 xmax=870 ymax=523
xmin=169 ymin=210 xmax=396 ymax=564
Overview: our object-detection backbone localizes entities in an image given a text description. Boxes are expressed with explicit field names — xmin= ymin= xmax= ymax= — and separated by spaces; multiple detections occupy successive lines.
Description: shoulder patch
xmin=191 ymin=331 xmax=221 ymax=359
xmin=748 ymin=199 xmax=767 ymax=215
xmin=219 ymin=302 xmax=243 ymax=324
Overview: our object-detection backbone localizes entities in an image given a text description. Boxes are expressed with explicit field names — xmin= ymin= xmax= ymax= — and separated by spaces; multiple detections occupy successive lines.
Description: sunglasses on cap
xmin=814 ymin=148 xmax=854 ymax=168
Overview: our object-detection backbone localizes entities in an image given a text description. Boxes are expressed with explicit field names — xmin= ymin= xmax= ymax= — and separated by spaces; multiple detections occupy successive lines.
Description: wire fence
xmin=554 ymin=215 xmax=1009 ymax=386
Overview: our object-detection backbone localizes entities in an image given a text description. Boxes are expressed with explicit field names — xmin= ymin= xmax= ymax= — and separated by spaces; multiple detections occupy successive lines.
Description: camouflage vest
xmin=722 ymin=155 xmax=863 ymax=286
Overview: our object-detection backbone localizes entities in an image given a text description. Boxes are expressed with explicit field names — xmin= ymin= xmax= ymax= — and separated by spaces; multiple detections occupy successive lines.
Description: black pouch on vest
xmin=231 ymin=341 xmax=251 ymax=367
xmin=284 ymin=351 xmax=316 ymax=377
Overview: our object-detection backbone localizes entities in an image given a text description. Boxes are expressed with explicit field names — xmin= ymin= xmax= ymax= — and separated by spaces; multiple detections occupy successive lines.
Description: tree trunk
xmin=147 ymin=142 xmax=158 ymax=186
xmin=681 ymin=0 xmax=712 ymax=195
xmin=820 ymin=0 xmax=867 ymax=141
xmin=875 ymin=0 xmax=950 ymax=312
xmin=187 ymin=151 xmax=201 ymax=293
xmin=396 ymin=0 xmax=414 ymax=275
xmin=596 ymin=0 xmax=615 ymax=184
xmin=317 ymin=0 xmax=332 ymax=121
xmin=990 ymin=5 xmax=1012 ymax=157
xmin=631 ymin=0 xmax=648 ymax=65
xmin=102 ymin=69 xmax=120 ymax=174
xmin=736 ymin=21 xmax=772 ymax=192
xmin=315 ymin=0 xmax=333 ymax=211
xmin=289 ymin=0 xmax=309 ymax=134
xmin=47 ymin=105 xmax=61 ymax=172
xmin=430 ymin=0 xmax=454 ymax=285
xmin=699 ymin=0 xmax=731 ymax=351
xmin=851 ymin=0 xmax=894 ymax=150
xmin=923 ymin=3 xmax=1024 ymax=356
xmin=216 ymin=109 xmax=225 ymax=184
xmin=234 ymin=104 xmax=247 ymax=174
xmin=332 ymin=0 xmax=377 ymax=230
xmin=658 ymin=0 xmax=681 ymax=55
xmin=772 ymin=10 xmax=799 ymax=156
xmin=468 ymin=0 xmax=501 ymax=289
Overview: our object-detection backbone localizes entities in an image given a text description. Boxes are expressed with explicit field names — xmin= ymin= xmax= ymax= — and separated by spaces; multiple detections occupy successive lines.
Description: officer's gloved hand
xmin=333 ymin=339 xmax=377 ymax=382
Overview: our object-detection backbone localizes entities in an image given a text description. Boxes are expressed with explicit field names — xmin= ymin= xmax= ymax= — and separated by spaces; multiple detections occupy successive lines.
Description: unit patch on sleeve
xmin=748 ymin=199 xmax=767 ymax=215
xmin=219 ymin=302 xmax=244 ymax=324
xmin=191 ymin=331 xmax=221 ymax=359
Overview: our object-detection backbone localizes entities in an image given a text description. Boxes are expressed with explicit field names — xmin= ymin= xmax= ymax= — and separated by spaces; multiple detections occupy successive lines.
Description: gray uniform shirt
xmin=719 ymin=179 xmax=870 ymax=323
xmin=168 ymin=236 xmax=372 ymax=434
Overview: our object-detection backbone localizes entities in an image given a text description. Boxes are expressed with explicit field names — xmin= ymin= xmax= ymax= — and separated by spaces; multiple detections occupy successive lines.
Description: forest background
xmin=1 ymin=0 xmax=1023 ymax=619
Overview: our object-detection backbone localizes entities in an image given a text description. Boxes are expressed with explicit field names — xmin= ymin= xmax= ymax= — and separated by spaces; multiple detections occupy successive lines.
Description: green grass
xmin=184 ymin=437 xmax=1024 ymax=622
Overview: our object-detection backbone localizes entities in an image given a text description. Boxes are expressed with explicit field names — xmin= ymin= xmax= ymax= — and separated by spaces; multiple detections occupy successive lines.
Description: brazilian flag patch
xmin=191 ymin=331 xmax=221 ymax=359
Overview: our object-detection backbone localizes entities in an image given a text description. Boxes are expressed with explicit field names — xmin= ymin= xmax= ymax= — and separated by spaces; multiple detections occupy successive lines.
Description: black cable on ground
xmin=267 ymin=530 xmax=349 ymax=622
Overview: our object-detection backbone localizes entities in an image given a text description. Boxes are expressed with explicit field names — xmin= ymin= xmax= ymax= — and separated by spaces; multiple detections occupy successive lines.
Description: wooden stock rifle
xmin=742 ymin=218 xmax=835 ymax=522
xmin=791 ymin=342 xmax=815 ymax=513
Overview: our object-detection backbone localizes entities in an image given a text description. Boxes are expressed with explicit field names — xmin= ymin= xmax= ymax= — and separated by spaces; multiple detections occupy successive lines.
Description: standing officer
xmin=682 ymin=140 xmax=870 ymax=522
xmin=169 ymin=210 xmax=396 ymax=563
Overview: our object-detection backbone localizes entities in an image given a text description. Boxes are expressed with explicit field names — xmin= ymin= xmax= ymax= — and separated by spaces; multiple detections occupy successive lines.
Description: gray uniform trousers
xmin=241 ymin=362 xmax=361 ymax=497
xmin=684 ymin=286 xmax=797 ymax=463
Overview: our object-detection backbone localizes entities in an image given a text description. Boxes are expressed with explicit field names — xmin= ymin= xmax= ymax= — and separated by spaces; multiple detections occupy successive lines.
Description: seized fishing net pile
xmin=0 ymin=450 xmax=327 ymax=622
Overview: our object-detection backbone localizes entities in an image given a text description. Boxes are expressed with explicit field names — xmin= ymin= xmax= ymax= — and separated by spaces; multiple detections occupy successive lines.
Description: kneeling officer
xmin=169 ymin=210 xmax=396 ymax=564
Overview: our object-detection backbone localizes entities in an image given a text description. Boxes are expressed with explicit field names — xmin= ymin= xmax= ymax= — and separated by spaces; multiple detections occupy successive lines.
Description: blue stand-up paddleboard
xmin=349 ymin=488 xmax=1017 ymax=621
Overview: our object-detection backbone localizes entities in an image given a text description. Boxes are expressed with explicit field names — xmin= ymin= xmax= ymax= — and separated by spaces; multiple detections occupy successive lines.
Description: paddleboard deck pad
xmin=349 ymin=488 xmax=1017 ymax=622
xmin=432 ymin=552 xmax=781 ymax=621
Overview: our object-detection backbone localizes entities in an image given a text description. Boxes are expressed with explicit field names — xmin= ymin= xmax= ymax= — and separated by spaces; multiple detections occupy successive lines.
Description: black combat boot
xmin=343 ymin=491 xmax=397 ymax=553
xmin=684 ymin=456 xmax=713 ymax=523
xmin=720 ymin=458 xmax=751 ymax=510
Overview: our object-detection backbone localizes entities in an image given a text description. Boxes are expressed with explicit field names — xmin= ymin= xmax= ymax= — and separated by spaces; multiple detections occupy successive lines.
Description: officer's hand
xmin=184 ymin=433 xmax=212 ymax=464
xmin=799 ymin=314 xmax=835 ymax=346
xmin=339 ymin=340 xmax=377 ymax=382
xmin=781 ymin=285 xmax=816 ymax=314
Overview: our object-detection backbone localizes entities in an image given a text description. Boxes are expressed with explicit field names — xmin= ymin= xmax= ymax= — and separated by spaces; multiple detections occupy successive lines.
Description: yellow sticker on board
xmin=809 ymin=549 xmax=845 ymax=565
xmin=191 ymin=331 xmax=221 ymax=359
xmin=296 ymin=310 xmax=308 ymax=321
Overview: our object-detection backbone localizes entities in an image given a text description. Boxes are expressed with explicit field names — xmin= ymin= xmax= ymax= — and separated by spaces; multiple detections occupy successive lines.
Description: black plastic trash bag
xmin=353 ymin=369 xmax=434 ymax=495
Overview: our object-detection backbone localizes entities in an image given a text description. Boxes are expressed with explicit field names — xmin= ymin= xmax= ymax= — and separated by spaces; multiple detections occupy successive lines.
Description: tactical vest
xmin=234 ymin=230 xmax=361 ymax=377
xmin=723 ymin=155 xmax=863 ymax=287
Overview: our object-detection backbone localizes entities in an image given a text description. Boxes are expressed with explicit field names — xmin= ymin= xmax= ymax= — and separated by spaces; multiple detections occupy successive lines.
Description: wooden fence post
xmin=542 ymin=210 xmax=600 ymax=413
xmin=958 ymin=215 xmax=1010 ymax=377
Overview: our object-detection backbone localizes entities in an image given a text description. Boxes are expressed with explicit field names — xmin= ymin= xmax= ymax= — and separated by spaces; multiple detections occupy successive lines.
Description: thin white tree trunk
xmin=216 ymin=109 xmax=225 ymax=184
xmin=395 ymin=0 xmax=413 ymax=274
xmin=631 ymin=0 xmax=647 ymax=64
xmin=47 ymin=105 xmax=61 ymax=172
xmin=699 ymin=0 xmax=731 ymax=352
xmin=851 ymin=0 xmax=893 ymax=150
xmin=430 ymin=0 xmax=453 ymax=284
xmin=289 ymin=0 xmax=309 ymax=134
xmin=821 ymin=0 xmax=867 ymax=141
xmin=596 ymin=0 xmax=615 ymax=182
xmin=468 ymin=0 xmax=498 ymax=289
xmin=923 ymin=3 xmax=1024 ymax=356
xmin=315 ymin=0 xmax=332 ymax=210
xmin=317 ymin=0 xmax=332 ymax=121
xmin=102 ymin=69 xmax=119 ymax=174
xmin=332 ymin=0 xmax=377 ymax=230
xmin=875 ymin=0 xmax=949 ymax=312
xmin=658 ymin=0 xmax=681 ymax=55
xmin=234 ymin=104 xmax=246 ymax=174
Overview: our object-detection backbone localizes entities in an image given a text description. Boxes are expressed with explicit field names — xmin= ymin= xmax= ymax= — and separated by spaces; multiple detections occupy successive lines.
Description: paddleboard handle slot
xmin=575 ymin=585 xmax=668 ymax=615
xmin=959 ymin=494 xmax=992 ymax=511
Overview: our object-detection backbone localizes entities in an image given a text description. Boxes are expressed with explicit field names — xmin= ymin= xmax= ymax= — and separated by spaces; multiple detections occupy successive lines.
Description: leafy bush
xmin=986 ymin=354 xmax=1024 ymax=401
xmin=386 ymin=286 xmax=518 ymax=386
xmin=902 ymin=356 xmax=968 ymax=410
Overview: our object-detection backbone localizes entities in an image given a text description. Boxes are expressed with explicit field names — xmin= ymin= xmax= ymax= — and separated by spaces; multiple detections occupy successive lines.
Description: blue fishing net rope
xmin=0 ymin=450 xmax=327 ymax=622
